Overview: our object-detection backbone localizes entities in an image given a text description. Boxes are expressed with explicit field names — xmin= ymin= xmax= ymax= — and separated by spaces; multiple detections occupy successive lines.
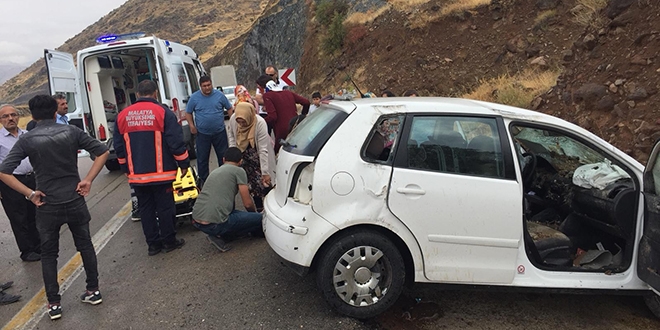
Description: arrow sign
xmin=279 ymin=68 xmax=296 ymax=86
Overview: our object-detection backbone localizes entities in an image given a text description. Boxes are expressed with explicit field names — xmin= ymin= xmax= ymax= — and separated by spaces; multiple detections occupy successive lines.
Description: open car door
xmin=44 ymin=49 xmax=89 ymax=157
xmin=639 ymin=141 xmax=660 ymax=292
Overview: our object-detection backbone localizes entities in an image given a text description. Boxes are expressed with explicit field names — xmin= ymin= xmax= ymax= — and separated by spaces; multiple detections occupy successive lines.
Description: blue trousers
xmin=195 ymin=131 xmax=228 ymax=182
xmin=193 ymin=210 xmax=263 ymax=239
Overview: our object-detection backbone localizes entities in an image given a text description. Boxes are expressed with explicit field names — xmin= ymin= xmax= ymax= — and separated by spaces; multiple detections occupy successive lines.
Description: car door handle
xmin=396 ymin=187 xmax=426 ymax=195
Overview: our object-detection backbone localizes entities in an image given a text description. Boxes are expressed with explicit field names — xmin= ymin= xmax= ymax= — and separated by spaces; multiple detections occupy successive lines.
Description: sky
xmin=0 ymin=0 xmax=128 ymax=66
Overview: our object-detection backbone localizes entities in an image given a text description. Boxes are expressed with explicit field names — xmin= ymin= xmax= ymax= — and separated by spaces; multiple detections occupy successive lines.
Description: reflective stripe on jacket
xmin=113 ymin=98 xmax=190 ymax=185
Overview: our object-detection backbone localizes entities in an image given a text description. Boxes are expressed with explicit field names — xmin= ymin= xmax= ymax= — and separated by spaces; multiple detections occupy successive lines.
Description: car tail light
xmin=289 ymin=162 xmax=314 ymax=205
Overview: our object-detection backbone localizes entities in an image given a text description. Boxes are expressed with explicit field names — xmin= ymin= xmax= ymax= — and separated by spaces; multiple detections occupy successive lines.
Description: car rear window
xmin=282 ymin=107 xmax=348 ymax=156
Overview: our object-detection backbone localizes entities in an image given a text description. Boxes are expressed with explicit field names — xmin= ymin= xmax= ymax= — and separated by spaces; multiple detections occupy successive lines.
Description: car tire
xmin=644 ymin=293 xmax=660 ymax=319
xmin=105 ymin=159 xmax=120 ymax=171
xmin=316 ymin=231 xmax=405 ymax=319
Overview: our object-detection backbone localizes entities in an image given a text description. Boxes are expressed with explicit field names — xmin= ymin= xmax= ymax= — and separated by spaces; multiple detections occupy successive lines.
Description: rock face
xmin=206 ymin=0 xmax=308 ymax=87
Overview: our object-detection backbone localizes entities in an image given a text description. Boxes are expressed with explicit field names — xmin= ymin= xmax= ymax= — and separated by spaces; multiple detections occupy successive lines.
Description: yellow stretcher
xmin=172 ymin=167 xmax=199 ymax=221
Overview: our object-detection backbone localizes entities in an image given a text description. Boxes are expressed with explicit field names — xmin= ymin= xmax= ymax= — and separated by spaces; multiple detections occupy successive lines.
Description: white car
xmin=262 ymin=97 xmax=660 ymax=319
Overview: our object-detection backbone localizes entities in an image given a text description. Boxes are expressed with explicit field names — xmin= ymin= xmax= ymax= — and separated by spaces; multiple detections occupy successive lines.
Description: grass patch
xmin=571 ymin=0 xmax=608 ymax=27
xmin=534 ymin=10 xmax=556 ymax=30
xmin=463 ymin=69 xmax=560 ymax=109
xmin=440 ymin=0 xmax=491 ymax=16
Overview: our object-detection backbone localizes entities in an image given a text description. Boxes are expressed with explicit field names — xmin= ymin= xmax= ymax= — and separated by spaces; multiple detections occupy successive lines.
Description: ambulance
xmin=44 ymin=33 xmax=205 ymax=170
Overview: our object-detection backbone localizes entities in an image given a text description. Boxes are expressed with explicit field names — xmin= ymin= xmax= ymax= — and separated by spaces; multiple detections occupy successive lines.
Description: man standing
xmin=192 ymin=147 xmax=264 ymax=252
xmin=254 ymin=65 xmax=289 ymax=113
xmin=114 ymin=80 xmax=189 ymax=256
xmin=0 ymin=95 xmax=109 ymax=320
xmin=185 ymin=76 xmax=233 ymax=187
xmin=256 ymin=75 xmax=310 ymax=152
xmin=0 ymin=105 xmax=41 ymax=262
xmin=26 ymin=94 xmax=68 ymax=130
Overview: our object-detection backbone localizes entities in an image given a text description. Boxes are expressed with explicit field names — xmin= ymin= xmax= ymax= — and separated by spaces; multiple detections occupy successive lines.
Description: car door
xmin=44 ymin=49 xmax=85 ymax=132
xmin=638 ymin=141 xmax=660 ymax=292
xmin=388 ymin=114 xmax=521 ymax=284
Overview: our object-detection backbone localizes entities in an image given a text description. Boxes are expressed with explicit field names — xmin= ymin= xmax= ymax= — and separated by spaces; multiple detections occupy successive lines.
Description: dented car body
xmin=262 ymin=97 xmax=660 ymax=319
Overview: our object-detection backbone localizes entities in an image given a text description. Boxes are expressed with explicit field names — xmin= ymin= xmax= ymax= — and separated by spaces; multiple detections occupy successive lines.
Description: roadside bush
xmin=463 ymin=69 xmax=560 ymax=109
xmin=571 ymin=0 xmax=608 ymax=28
xmin=316 ymin=0 xmax=349 ymax=27
xmin=322 ymin=13 xmax=346 ymax=53
xmin=346 ymin=25 xmax=367 ymax=45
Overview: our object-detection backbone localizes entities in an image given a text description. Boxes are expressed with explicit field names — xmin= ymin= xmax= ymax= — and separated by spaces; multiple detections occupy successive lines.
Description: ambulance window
xmin=157 ymin=56 xmax=170 ymax=100
xmin=184 ymin=63 xmax=200 ymax=93
xmin=193 ymin=60 xmax=204 ymax=78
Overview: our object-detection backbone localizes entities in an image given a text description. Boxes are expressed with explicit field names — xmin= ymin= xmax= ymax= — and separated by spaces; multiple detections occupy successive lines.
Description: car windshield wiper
xmin=279 ymin=139 xmax=297 ymax=149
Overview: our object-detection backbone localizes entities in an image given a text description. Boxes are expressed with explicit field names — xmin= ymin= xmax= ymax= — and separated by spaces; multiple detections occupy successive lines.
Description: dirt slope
xmin=298 ymin=0 xmax=659 ymax=162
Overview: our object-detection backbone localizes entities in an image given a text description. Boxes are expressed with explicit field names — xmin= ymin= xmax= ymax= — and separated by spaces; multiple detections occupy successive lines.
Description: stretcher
xmin=172 ymin=166 xmax=199 ymax=222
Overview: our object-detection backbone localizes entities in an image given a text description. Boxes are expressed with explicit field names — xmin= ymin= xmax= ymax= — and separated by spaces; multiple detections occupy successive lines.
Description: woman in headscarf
xmin=227 ymin=102 xmax=275 ymax=211
xmin=233 ymin=85 xmax=259 ymax=113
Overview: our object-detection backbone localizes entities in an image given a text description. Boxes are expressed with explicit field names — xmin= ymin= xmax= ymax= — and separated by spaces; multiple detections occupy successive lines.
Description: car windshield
xmin=283 ymin=107 xmax=348 ymax=156
xmin=511 ymin=125 xmax=604 ymax=165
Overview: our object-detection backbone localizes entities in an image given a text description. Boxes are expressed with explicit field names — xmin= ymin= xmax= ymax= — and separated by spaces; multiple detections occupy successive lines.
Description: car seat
xmin=466 ymin=135 xmax=500 ymax=177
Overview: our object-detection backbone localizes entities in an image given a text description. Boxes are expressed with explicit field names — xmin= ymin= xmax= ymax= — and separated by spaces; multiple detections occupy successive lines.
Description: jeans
xmin=133 ymin=183 xmax=177 ymax=247
xmin=36 ymin=197 xmax=98 ymax=304
xmin=195 ymin=130 xmax=228 ymax=182
xmin=193 ymin=210 xmax=263 ymax=239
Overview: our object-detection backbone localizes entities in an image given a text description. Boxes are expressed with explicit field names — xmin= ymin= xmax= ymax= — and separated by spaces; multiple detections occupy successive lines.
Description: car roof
xmin=329 ymin=97 xmax=570 ymax=124
xmin=326 ymin=96 xmax=643 ymax=169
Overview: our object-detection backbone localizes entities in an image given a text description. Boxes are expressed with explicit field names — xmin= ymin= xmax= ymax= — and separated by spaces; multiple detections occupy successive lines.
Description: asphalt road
xmin=1 ymin=157 xmax=660 ymax=329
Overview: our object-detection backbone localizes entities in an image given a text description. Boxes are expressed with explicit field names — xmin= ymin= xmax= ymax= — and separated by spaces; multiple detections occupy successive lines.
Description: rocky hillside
xmin=1 ymin=0 xmax=657 ymax=162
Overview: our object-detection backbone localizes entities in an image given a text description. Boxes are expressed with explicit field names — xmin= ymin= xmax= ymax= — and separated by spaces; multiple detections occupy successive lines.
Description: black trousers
xmin=0 ymin=174 xmax=40 ymax=258
xmin=134 ymin=183 xmax=177 ymax=246
xmin=36 ymin=197 xmax=98 ymax=304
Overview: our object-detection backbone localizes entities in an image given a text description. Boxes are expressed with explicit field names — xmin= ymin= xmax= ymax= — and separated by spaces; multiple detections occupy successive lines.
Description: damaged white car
xmin=262 ymin=97 xmax=660 ymax=319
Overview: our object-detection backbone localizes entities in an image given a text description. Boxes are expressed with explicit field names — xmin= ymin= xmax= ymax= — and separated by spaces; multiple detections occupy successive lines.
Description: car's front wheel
xmin=644 ymin=293 xmax=660 ymax=319
xmin=316 ymin=231 xmax=405 ymax=319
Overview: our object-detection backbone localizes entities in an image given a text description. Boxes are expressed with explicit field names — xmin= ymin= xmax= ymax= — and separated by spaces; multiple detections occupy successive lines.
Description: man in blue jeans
xmin=185 ymin=76 xmax=234 ymax=188
xmin=192 ymin=147 xmax=263 ymax=252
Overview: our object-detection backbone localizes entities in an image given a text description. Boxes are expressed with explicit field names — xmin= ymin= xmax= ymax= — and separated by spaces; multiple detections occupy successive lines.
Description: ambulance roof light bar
xmin=96 ymin=32 xmax=146 ymax=44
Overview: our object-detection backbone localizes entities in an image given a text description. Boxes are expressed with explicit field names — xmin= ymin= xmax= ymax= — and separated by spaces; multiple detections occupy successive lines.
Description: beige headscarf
xmin=235 ymin=102 xmax=257 ymax=152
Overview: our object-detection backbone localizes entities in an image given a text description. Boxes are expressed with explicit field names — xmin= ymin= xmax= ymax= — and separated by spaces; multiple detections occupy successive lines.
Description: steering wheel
xmin=522 ymin=151 xmax=537 ymax=190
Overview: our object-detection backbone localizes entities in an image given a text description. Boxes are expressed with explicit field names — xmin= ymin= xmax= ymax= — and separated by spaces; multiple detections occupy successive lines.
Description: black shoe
xmin=47 ymin=303 xmax=62 ymax=320
xmin=131 ymin=209 xmax=141 ymax=222
xmin=163 ymin=238 xmax=185 ymax=253
xmin=0 ymin=292 xmax=21 ymax=305
xmin=0 ymin=281 xmax=13 ymax=292
xmin=148 ymin=243 xmax=163 ymax=256
xmin=207 ymin=235 xmax=231 ymax=252
xmin=80 ymin=290 xmax=103 ymax=305
xmin=21 ymin=252 xmax=41 ymax=262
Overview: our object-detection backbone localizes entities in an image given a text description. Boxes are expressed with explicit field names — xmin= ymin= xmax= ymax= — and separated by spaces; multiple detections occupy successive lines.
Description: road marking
xmin=2 ymin=201 xmax=132 ymax=330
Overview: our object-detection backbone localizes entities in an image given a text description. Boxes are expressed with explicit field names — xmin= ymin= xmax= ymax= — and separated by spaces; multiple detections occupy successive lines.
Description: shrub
xmin=463 ymin=69 xmax=560 ymax=109
xmin=571 ymin=0 xmax=608 ymax=28
xmin=346 ymin=25 xmax=367 ymax=45
xmin=316 ymin=0 xmax=349 ymax=27
xmin=322 ymin=13 xmax=346 ymax=53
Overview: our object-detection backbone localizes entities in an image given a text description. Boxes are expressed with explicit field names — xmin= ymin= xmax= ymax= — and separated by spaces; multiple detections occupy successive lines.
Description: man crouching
xmin=192 ymin=147 xmax=264 ymax=252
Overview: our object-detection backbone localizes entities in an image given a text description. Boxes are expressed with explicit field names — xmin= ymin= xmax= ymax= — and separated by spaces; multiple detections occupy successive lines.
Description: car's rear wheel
xmin=316 ymin=231 xmax=405 ymax=319
xmin=644 ymin=293 xmax=660 ymax=319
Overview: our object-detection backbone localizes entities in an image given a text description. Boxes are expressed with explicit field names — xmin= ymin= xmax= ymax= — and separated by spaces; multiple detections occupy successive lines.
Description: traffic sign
xmin=279 ymin=68 xmax=296 ymax=86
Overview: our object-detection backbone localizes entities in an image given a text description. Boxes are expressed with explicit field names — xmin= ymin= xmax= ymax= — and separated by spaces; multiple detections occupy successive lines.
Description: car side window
xmin=407 ymin=116 xmax=505 ymax=178
xmin=363 ymin=115 xmax=404 ymax=163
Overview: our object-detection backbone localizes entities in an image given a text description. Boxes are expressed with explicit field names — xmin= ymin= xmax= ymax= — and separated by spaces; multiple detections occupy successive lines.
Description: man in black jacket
xmin=0 ymin=95 xmax=109 ymax=320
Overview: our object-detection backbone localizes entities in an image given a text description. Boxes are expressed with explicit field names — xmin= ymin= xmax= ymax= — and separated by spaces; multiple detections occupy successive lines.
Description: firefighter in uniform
xmin=113 ymin=80 xmax=190 ymax=256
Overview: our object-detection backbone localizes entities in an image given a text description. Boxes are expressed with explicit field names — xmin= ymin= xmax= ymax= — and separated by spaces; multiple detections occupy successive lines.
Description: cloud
xmin=0 ymin=0 xmax=127 ymax=65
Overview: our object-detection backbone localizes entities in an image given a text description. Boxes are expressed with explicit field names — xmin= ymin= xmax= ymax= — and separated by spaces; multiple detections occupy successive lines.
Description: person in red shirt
xmin=256 ymin=75 xmax=310 ymax=152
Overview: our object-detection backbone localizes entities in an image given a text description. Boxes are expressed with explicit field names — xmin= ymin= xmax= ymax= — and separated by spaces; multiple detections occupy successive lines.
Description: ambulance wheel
xmin=187 ymin=137 xmax=197 ymax=160
xmin=105 ymin=159 xmax=120 ymax=171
